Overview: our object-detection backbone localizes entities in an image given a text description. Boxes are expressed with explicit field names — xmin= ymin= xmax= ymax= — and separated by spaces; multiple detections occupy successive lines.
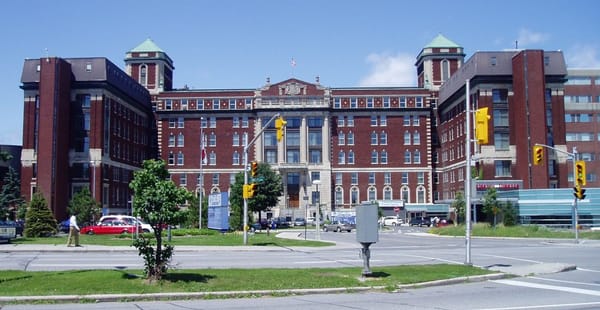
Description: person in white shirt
xmin=66 ymin=214 xmax=81 ymax=247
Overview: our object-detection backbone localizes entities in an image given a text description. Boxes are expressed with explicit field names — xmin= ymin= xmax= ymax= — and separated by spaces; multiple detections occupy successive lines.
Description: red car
xmin=80 ymin=217 xmax=142 ymax=235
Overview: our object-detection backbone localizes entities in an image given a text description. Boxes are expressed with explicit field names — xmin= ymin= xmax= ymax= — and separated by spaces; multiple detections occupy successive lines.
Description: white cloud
xmin=566 ymin=45 xmax=600 ymax=68
xmin=516 ymin=28 xmax=550 ymax=47
xmin=359 ymin=52 xmax=416 ymax=87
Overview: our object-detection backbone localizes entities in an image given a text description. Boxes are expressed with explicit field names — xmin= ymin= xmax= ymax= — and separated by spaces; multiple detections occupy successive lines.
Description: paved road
xmin=1 ymin=228 xmax=600 ymax=309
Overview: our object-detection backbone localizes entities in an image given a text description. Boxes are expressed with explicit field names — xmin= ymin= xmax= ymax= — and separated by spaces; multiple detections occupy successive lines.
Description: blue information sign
xmin=207 ymin=192 xmax=229 ymax=231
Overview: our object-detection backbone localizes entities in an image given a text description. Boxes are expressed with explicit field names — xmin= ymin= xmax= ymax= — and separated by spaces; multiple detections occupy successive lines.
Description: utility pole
xmin=465 ymin=79 xmax=472 ymax=265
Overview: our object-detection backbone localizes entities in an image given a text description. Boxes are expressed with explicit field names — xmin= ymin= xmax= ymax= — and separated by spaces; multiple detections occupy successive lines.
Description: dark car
xmin=293 ymin=218 xmax=306 ymax=226
xmin=409 ymin=217 xmax=432 ymax=227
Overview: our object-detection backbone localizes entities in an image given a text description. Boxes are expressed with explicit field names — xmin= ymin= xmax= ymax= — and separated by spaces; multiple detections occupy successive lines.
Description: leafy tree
xmin=129 ymin=159 xmax=192 ymax=282
xmin=451 ymin=191 xmax=465 ymax=224
xmin=229 ymin=162 xmax=284 ymax=230
xmin=0 ymin=166 xmax=24 ymax=220
xmin=0 ymin=150 xmax=12 ymax=162
xmin=482 ymin=187 xmax=501 ymax=227
xmin=181 ymin=193 xmax=208 ymax=229
xmin=67 ymin=187 xmax=101 ymax=226
xmin=24 ymin=191 xmax=57 ymax=237
xmin=502 ymin=200 xmax=518 ymax=226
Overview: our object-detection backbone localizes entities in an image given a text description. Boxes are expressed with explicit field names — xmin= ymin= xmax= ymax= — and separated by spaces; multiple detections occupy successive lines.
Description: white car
xmin=380 ymin=216 xmax=403 ymax=226
xmin=97 ymin=215 xmax=154 ymax=233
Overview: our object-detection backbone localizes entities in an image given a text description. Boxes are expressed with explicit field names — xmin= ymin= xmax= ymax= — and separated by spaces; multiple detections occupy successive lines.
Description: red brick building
xmin=20 ymin=57 xmax=156 ymax=220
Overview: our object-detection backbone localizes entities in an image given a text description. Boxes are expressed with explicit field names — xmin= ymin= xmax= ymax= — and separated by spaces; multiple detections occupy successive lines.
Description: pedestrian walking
xmin=66 ymin=213 xmax=81 ymax=247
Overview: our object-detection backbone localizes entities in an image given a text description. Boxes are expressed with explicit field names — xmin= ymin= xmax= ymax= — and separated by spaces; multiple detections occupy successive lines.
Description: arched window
xmin=168 ymin=133 xmax=175 ymax=147
xmin=177 ymin=151 xmax=184 ymax=166
xmin=177 ymin=133 xmax=184 ymax=147
xmin=404 ymin=150 xmax=412 ymax=164
xmin=338 ymin=151 xmax=345 ymax=164
xmin=414 ymin=150 xmax=421 ymax=164
xmin=417 ymin=186 xmax=426 ymax=203
xmin=381 ymin=150 xmax=388 ymax=164
xmin=413 ymin=131 xmax=420 ymax=145
xmin=232 ymin=151 xmax=240 ymax=165
xmin=335 ymin=187 xmax=344 ymax=206
xmin=368 ymin=186 xmax=376 ymax=201
xmin=401 ymin=186 xmax=410 ymax=203
xmin=348 ymin=151 xmax=355 ymax=164
xmin=404 ymin=131 xmax=411 ymax=145
xmin=371 ymin=150 xmax=378 ymax=164
xmin=350 ymin=187 xmax=359 ymax=205
xmin=441 ymin=59 xmax=450 ymax=82
xmin=383 ymin=186 xmax=392 ymax=200
xmin=140 ymin=65 xmax=147 ymax=86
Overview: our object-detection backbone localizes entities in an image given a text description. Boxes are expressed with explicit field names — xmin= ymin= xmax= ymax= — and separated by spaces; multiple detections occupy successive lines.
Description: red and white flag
xmin=200 ymin=137 xmax=207 ymax=165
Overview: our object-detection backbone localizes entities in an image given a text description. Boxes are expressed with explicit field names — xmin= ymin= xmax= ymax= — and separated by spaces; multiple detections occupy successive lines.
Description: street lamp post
xmin=199 ymin=117 xmax=204 ymax=230
xmin=312 ymin=179 xmax=321 ymax=241
xmin=90 ymin=160 xmax=97 ymax=201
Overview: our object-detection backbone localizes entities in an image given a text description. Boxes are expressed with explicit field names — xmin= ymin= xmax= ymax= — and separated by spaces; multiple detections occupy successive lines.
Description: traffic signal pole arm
xmin=242 ymin=113 xmax=282 ymax=245
xmin=534 ymin=143 xmax=581 ymax=243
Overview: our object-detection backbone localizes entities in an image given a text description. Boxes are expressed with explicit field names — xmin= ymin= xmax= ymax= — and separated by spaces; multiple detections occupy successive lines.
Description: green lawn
xmin=0 ymin=264 xmax=492 ymax=297
xmin=429 ymin=223 xmax=600 ymax=239
xmin=12 ymin=229 xmax=333 ymax=247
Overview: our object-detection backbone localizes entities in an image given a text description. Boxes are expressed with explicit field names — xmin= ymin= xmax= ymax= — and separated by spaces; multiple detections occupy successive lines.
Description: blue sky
xmin=1 ymin=0 xmax=599 ymax=145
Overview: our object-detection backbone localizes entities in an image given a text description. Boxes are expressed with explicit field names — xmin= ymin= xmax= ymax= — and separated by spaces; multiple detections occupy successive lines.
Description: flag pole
xmin=199 ymin=117 xmax=204 ymax=230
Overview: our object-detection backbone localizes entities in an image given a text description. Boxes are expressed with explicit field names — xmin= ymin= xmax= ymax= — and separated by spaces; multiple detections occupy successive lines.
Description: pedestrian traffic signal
xmin=575 ymin=160 xmax=586 ymax=186
xmin=275 ymin=116 xmax=287 ymax=142
xmin=243 ymin=183 xmax=256 ymax=199
xmin=573 ymin=185 xmax=586 ymax=200
xmin=533 ymin=145 xmax=544 ymax=165
xmin=475 ymin=107 xmax=490 ymax=144
xmin=251 ymin=161 xmax=258 ymax=177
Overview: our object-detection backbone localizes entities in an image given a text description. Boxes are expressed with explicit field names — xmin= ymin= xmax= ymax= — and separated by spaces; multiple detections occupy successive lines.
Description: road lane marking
xmin=493 ymin=279 xmax=600 ymax=297
xmin=529 ymin=276 xmax=600 ymax=288
xmin=479 ymin=254 xmax=542 ymax=264
xmin=479 ymin=301 xmax=600 ymax=310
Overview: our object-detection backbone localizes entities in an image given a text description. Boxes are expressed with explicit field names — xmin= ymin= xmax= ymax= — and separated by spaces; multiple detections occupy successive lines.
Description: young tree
xmin=451 ymin=191 xmax=465 ymax=224
xmin=24 ymin=191 xmax=57 ymax=237
xmin=482 ymin=187 xmax=501 ymax=227
xmin=67 ymin=188 xmax=101 ymax=226
xmin=0 ymin=166 xmax=24 ymax=220
xmin=502 ymin=200 xmax=518 ymax=226
xmin=229 ymin=162 xmax=284 ymax=230
xmin=129 ymin=159 xmax=192 ymax=282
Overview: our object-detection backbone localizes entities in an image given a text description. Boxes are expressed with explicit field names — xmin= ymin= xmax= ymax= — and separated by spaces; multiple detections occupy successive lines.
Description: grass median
xmin=0 ymin=264 xmax=493 ymax=298
xmin=11 ymin=229 xmax=333 ymax=247
xmin=429 ymin=223 xmax=600 ymax=239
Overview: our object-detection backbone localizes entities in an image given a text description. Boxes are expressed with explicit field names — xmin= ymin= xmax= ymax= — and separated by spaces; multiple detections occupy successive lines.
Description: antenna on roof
xmin=515 ymin=41 xmax=518 ymax=49
xmin=45 ymin=48 xmax=49 ymax=62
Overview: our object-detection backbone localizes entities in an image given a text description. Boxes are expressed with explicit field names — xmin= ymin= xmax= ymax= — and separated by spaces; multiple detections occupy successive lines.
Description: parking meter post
xmin=360 ymin=243 xmax=373 ymax=276
xmin=356 ymin=203 xmax=379 ymax=277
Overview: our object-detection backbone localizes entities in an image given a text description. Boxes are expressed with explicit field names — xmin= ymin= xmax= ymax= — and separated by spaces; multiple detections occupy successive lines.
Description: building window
xmin=413 ymin=131 xmax=420 ymax=145
xmin=177 ymin=152 xmax=184 ymax=165
xmin=401 ymin=186 xmax=409 ymax=203
xmin=383 ymin=97 xmax=390 ymax=108
xmin=494 ymin=133 xmax=509 ymax=150
xmin=350 ymin=97 xmax=357 ymax=108
xmin=403 ymin=115 xmax=410 ymax=126
xmin=380 ymin=132 xmax=387 ymax=145
xmin=383 ymin=186 xmax=392 ymax=200
xmin=441 ymin=60 xmax=449 ymax=82
xmin=232 ymin=151 xmax=240 ymax=165
xmin=368 ymin=187 xmax=376 ymax=201
xmin=338 ymin=132 xmax=345 ymax=145
xmin=412 ymin=116 xmax=420 ymax=126
xmin=417 ymin=187 xmax=425 ymax=203
xmin=351 ymin=187 xmax=359 ymax=205
xmin=347 ymin=116 xmax=354 ymax=127
xmin=494 ymin=160 xmax=511 ymax=177
xmin=494 ymin=109 xmax=509 ymax=126
xmin=335 ymin=173 xmax=342 ymax=185
xmin=368 ymin=172 xmax=375 ymax=184
xmin=212 ymin=99 xmax=220 ymax=110
xmin=209 ymin=152 xmax=216 ymax=165
xmin=335 ymin=187 xmax=343 ymax=205
xmin=371 ymin=132 xmax=378 ymax=145
xmin=168 ymin=133 xmax=175 ymax=147
xmin=334 ymin=97 xmax=341 ymax=108
xmin=404 ymin=131 xmax=411 ymax=145
xmin=233 ymin=132 xmax=240 ymax=146
xmin=242 ymin=116 xmax=249 ymax=128
xmin=209 ymin=132 xmax=217 ymax=146
xmin=337 ymin=117 xmax=345 ymax=127
xmin=367 ymin=97 xmax=374 ymax=108
xmin=197 ymin=99 xmax=204 ymax=110
xmin=287 ymin=150 xmax=300 ymax=163
xmin=169 ymin=118 xmax=176 ymax=128
xmin=181 ymin=99 xmax=188 ymax=110
xmin=229 ymin=99 xmax=236 ymax=110
xmin=338 ymin=151 xmax=345 ymax=164
xmin=400 ymin=96 xmax=406 ymax=108
xmin=383 ymin=172 xmax=392 ymax=184
xmin=351 ymin=172 xmax=358 ymax=185
xmin=381 ymin=150 xmax=388 ymax=164
xmin=404 ymin=150 xmax=411 ymax=164
xmin=165 ymin=99 xmax=172 ymax=110
xmin=348 ymin=151 xmax=355 ymax=164
xmin=180 ymin=174 xmax=187 ymax=186
xmin=177 ymin=133 xmax=184 ymax=147
xmin=371 ymin=115 xmax=378 ymax=126
xmin=417 ymin=172 xmax=424 ymax=184
xmin=310 ymin=150 xmax=322 ymax=164
xmin=415 ymin=97 xmax=423 ymax=108
xmin=178 ymin=117 xmax=184 ymax=128
xmin=233 ymin=117 xmax=240 ymax=128
xmin=414 ymin=150 xmax=421 ymax=164
xmin=371 ymin=151 xmax=378 ymax=164
xmin=347 ymin=132 xmax=354 ymax=145
xmin=380 ymin=115 xmax=387 ymax=126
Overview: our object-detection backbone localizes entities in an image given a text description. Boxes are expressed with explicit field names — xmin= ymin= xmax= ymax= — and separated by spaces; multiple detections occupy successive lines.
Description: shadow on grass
xmin=365 ymin=271 xmax=390 ymax=279
xmin=251 ymin=242 xmax=278 ymax=246
xmin=163 ymin=273 xmax=216 ymax=283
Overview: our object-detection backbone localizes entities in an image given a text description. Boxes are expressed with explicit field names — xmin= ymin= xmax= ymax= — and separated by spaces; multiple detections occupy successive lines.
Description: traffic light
xmin=532 ymin=145 xmax=544 ymax=165
xmin=475 ymin=107 xmax=490 ymax=144
xmin=251 ymin=161 xmax=258 ymax=177
xmin=243 ymin=183 xmax=256 ymax=199
xmin=575 ymin=160 xmax=586 ymax=186
xmin=275 ymin=116 xmax=287 ymax=142
xmin=573 ymin=185 xmax=586 ymax=200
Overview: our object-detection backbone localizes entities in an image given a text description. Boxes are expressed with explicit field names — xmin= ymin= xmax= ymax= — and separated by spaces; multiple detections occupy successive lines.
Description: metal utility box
xmin=356 ymin=203 xmax=379 ymax=243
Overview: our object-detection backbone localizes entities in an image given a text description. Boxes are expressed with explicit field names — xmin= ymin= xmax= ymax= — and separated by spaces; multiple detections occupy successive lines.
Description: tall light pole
xmin=90 ymin=160 xmax=97 ymax=201
xmin=199 ymin=117 xmax=204 ymax=230
xmin=465 ymin=79 xmax=472 ymax=265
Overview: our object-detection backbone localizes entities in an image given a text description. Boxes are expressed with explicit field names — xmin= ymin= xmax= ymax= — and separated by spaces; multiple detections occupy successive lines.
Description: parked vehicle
xmin=293 ymin=218 xmax=306 ymax=226
xmin=409 ymin=217 xmax=432 ymax=227
xmin=306 ymin=217 xmax=316 ymax=225
xmin=380 ymin=216 xmax=403 ymax=226
xmin=323 ymin=220 xmax=355 ymax=232
xmin=0 ymin=221 xmax=17 ymax=242
xmin=98 ymin=215 xmax=154 ymax=233
xmin=80 ymin=218 xmax=142 ymax=235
